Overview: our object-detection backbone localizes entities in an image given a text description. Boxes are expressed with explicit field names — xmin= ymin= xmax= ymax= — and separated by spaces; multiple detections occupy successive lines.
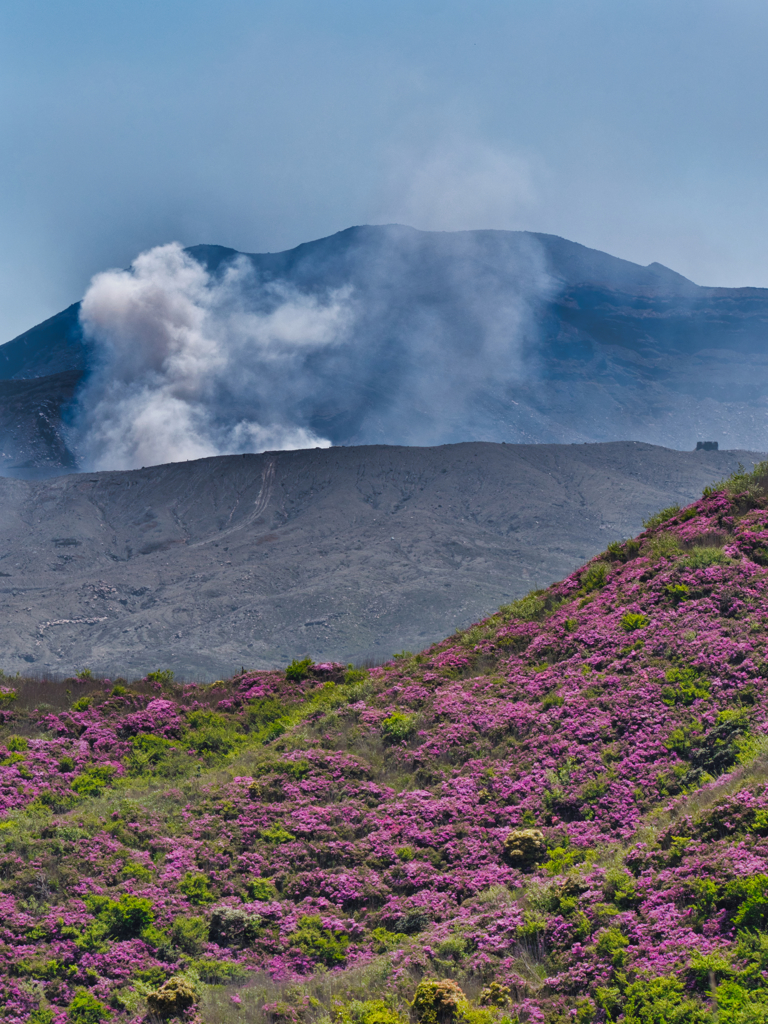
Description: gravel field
xmin=0 ymin=440 xmax=761 ymax=677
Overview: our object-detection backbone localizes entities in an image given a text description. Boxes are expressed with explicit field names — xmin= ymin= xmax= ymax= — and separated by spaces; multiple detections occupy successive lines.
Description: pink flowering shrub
xmin=7 ymin=464 xmax=768 ymax=1020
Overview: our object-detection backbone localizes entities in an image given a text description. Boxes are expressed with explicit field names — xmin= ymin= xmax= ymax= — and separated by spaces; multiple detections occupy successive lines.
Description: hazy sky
xmin=2 ymin=0 xmax=768 ymax=341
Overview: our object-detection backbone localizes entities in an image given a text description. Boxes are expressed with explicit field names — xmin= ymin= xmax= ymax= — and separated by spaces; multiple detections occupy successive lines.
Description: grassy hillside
xmin=4 ymin=464 xmax=768 ymax=1023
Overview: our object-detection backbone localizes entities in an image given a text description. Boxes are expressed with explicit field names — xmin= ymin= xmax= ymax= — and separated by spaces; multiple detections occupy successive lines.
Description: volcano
xmin=3 ymin=225 xmax=768 ymax=472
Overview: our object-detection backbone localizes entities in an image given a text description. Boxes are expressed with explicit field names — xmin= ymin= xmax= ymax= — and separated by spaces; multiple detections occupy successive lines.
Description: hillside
xmin=0 ymin=442 xmax=764 ymax=678
xmin=4 ymin=226 xmax=768 ymax=472
xmin=3 ymin=462 xmax=768 ymax=1022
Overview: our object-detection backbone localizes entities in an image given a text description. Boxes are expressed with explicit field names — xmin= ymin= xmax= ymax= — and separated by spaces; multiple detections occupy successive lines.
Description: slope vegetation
xmin=3 ymin=464 xmax=768 ymax=1022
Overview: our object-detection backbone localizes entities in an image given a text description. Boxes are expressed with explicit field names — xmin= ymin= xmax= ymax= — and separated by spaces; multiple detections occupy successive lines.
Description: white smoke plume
xmin=72 ymin=243 xmax=350 ymax=470
xmin=68 ymin=227 xmax=554 ymax=470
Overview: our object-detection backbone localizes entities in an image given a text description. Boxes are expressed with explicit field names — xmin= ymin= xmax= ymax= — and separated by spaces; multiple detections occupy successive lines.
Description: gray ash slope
xmin=0 ymin=441 xmax=761 ymax=678
xmin=4 ymin=225 xmax=768 ymax=472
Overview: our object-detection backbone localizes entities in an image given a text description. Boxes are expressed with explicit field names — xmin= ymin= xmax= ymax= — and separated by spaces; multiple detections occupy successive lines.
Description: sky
xmin=2 ymin=0 xmax=768 ymax=342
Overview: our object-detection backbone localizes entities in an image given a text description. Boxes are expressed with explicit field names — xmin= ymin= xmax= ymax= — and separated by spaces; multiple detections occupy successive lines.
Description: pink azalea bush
xmin=5 ymin=464 xmax=768 ymax=1021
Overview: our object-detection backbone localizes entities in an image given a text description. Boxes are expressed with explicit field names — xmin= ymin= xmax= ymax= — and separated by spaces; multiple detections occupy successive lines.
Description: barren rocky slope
xmin=0 ymin=441 xmax=762 ymax=678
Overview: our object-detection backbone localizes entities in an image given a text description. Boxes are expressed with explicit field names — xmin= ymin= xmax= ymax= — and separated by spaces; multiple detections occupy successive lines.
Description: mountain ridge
xmin=3 ymin=225 xmax=768 ymax=472
xmin=2 ymin=226 xmax=713 ymax=386
xmin=0 ymin=440 xmax=763 ymax=678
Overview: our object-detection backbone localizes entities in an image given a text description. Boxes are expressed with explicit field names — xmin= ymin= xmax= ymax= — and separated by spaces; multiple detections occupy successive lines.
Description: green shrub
xmin=665 ymin=722 xmax=700 ymax=758
xmin=0 ymin=751 xmax=25 ymax=767
xmin=126 ymin=733 xmax=177 ymax=775
xmin=665 ymin=583 xmax=690 ymax=604
xmin=662 ymin=667 xmax=710 ymax=706
xmin=479 ymin=982 xmax=511 ymax=1008
xmin=285 ymin=657 xmax=313 ymax=681
xmin=179 ymin=872 xmax=214 ymax=905
xmin=411 ymin=979 xmax=467 ymax=1024
xmin=595 ymin=927 xmax=629 ymax=969
xmin=146 ymin=976 xmax=197 ymax=1019
xmin=334 ymin=999 xmax=407 ymax=1024
xmin=285 ymin=758 xmax=311 ymax=779
xmin=58 ymin=755 xmax=75 ymax=772
xmin=260 ymin=823 xmax=295 ymax=843
xmin=544 ymin=845 xmax=590 ymax=876
xmin=542 ymin=691 xmax=565 ymax=710
xmin=715 ymin=980 xmax=768 ymax=1024
xmin=612 ymin=876 xmax=639 ymax=910
xmin=704 ymin=460 xmax=768 ymax=500
xmin=731 ymin=930 xmax=768 ymax=991
xmin=121 ymin=860 xmax=153 ymax=882
xmin=193 ymin=959 xmax=250 ymax=984
xmin=67 ymin=989 xmax=111 ymax=1023
xmin=435 ymin=935 xmax=468 ymax=961
xmin=134 ymin=966 xmax=168 ymax=987
xmin=381 ymin=711 xmax=416 ymax=744
xmin=459 ymin=624 xmax=485 ymax=648
xmin=186 ymin=709 xmax=227 ymax=730
xmin=686 ymin=878 xmax=720 ymax=921
xmin=619 ymin=975 xmax=710 ymax=1024
xmin=289 ymin=914 xmax=349 ymax=965
xmin=725 ymin=874 xmax=768 ymax=929
xmin=72 ymin=696 xmax=93 ymax=712
xmin=688 ymin=949 xmax=734 ymax=991
xmin=649 ymin=534 xmax=684 ymax=560
xmin=607 ymin=538 xmax=642 ymax=562
xmin=581 ymin=561 xmax=610 ymax=592
xmin=581 ymin=776 xmax=609 ymax=802
xmin=171 ymin=915 xmax=208 ymax=955
xmin=110 ymin=685 xmax=128 ymax=696
xmin=680 ymin=547 xmax=731 ymax=569
xmin=208 ymin=905 xmax=262 ymax=947
xmin=371 ymin=927 xmax=409 ymax=952
xmin=146 ymin=669 xmax=175 ymax=685
xmin=112 ymin=895 xmax=155 ymax=937
xmin=244 ymin=697 xmax=286 ymax=731
xmin=185 ymin=710 xmax=239 ymax=759
xmin=28 ymin=1008 xmax=54 ymax=1024
xmin=344 ymin=667 xmax=369 ymax=685
xmin=621 ymin=612 xmax=649 ymax=632
xmin=246 ymin=877 xmax=277 ymax=901
xmin=691 ymin=709 xmax=752 ymax=777
xmin=643 ymin=504 xmax=681 ymax=530
xmin=667 ymin=836 xmax=692 ymax=864
xmin=6 ymin=735 xmax=28 ymax=751
xmin=500 ymin=590 xmax=547 ymax=622
xmin=71 ymin=763 xmax=117 ymax=797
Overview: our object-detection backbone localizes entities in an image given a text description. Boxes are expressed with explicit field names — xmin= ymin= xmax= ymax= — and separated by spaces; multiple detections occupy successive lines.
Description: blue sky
xmin=2 ymin=0 xmax=768 ymax=340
